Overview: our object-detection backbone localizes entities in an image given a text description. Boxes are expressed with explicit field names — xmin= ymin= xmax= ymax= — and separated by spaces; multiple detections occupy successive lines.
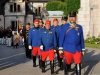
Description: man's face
xmin=45 ymin=24 xmax=50 ymax=30
xmin=69 ymin=17 xmax=76 ymax=23
xmin=34 ymin=22 xmax=39 ymax=27
xmin=53 ymin=21 xmax=58 ymax=27
xmin=61 ymin=20 xmax=67 ymax=25
xmin=26 ymin=25 xmax=30 ymax=30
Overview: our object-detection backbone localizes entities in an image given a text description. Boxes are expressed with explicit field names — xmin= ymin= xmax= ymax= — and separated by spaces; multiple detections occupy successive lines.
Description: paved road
xmin=0 ymin=45 xmax=100 ymax=75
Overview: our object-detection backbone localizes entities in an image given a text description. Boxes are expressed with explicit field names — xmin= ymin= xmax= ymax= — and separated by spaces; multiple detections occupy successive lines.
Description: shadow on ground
xmin=0 ymin=45 xmax=32 ymax=70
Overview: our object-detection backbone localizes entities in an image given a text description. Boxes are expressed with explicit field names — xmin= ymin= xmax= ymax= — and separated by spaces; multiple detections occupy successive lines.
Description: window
xmin=10 ymin=3 xmax=21 ymax=12
xmin=18 ymin=5 xmax=20 ymax=12
xmin=35 ymin=8 xmax=37 ymax=16
xmin=14 ymin=3 xmax=17 ymax=12
xmin=10 ymin=5 xmax=13 ymax=12
xmin=38 ymin=7 xmax=41 ymax=14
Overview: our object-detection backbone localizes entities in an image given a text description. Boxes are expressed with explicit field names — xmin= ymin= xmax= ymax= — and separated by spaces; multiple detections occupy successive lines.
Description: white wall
xmin=5 ymin=16 xmax=25 ymax=28
xmin=77 ymin=0 xmax=90 ymax=39
xmin=5 ymin=2 xmax=25 ymax=16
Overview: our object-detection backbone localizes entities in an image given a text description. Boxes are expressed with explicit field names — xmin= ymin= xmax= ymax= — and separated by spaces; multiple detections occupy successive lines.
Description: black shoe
xmin=33 ymin=56 xmax=36 ymax=67
xmin=33 ymin=62 xmax=36 ymax=67
xmin=42 ymin=67 xmax=45 ymax=73
xmin=68 ymin=68 xmax=74 ymax=72
xmin=26 ymin=56 xmax=28 ymax=58
xmin=29 ymin=56 xmax=31 ymax=59
xmin=68 ymin=64 xmax=74 ymax=72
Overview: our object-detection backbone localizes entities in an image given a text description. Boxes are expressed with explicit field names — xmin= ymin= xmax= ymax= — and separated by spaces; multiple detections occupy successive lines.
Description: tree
xmin=66 ymin=0 xmax=80 ymax=16
xmin=46 ymin=1 xmax=67 ymax=14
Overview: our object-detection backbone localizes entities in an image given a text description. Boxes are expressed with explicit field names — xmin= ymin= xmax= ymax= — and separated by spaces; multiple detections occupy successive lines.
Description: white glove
xmin=54 ymin=50 xmax=56 ymax=52
xmin=59 ymin=50 xmax=63 ymax=54
xmin=82 ymin=49 xmax=85 ymax=56
xmin=40 ymin=45 xmax=43 ymax=50
xmin=29 ymin=45 xmax=32 ymax=49
xmin=82 ymin=50 xmax=85 ymax=56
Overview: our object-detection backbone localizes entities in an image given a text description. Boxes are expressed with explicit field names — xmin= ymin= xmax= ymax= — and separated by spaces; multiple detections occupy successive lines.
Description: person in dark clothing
xmin=6 ymin=27 xmax=12 ymax=47
xmin=22 ymin=23 xmax=31 ymax=59
xmin=0 ymin=27 xmax=4 ymax=45
xmin=3 ymin=29 xmax=7 ymax=45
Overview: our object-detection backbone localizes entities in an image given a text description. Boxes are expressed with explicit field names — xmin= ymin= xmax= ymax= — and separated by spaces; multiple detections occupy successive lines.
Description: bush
xmin=46 ymin=1 xmax=67 ymax=15
xmin=85 ymin=36 xmax=100 ymax=44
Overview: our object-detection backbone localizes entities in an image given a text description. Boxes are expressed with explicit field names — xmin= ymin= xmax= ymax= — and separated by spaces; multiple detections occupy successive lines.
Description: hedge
xmin=46 ymin=0 xmax=80 ymax=16
xmin=46 ymin=1 xmax=67 ymax=15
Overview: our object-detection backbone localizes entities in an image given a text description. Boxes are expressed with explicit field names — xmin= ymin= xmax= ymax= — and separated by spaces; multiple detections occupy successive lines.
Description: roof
xmin=26 ymin=3 xmax=35 ymax=15
xmin=0 ymin=0 xmax=10 ymax=15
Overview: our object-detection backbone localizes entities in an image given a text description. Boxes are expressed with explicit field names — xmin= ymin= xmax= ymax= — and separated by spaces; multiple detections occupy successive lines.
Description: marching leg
xmin=59 ymin=58 xmax=63 ymax=70
xmin=57 ymin=55 xmax=60 ymax=67
xmin=33 ymin=56 xmax=36 ymax=67
xmin=64 ymin=64 xmax=68 ymax=75
xmin=42 ymin=61 xmax=45 ymax=73
xmin=50 ymin=60 xmax=54 ymax=75
xmin=38 ymin=56 xmax=42 ymax=68
xmin=76 ymin=63 xmax=81 ymax=75
xmin=68 ymin=64 xmax=73 ymax=72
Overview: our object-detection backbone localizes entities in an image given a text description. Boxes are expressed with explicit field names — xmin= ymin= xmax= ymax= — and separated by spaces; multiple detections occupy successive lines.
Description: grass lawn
xmin=85 ymin=42 xmax=100 ymax=49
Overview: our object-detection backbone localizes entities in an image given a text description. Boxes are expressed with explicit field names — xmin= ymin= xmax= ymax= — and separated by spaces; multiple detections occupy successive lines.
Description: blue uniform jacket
xmin=40 ymin=29 xmax=57 ymax=51
xmin=50 ymin=25 xmax=61 ymax=47
xmin=59 ymin=23 xmax=85 ymax=53
xmin=28 ymin=27 xmax=43 ymax=47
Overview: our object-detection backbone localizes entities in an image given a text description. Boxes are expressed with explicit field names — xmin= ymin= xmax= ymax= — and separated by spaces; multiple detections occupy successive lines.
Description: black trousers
xmin=25 ymin=47 xmax=31 ymax=58
xmin=25 ymin=42 xmax=31 ymax=58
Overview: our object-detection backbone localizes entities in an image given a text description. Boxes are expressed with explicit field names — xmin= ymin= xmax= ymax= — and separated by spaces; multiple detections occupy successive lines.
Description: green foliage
xmin=85 ymin=36 xmax=100 ymax=44
xmin=57 ymin=0 xmax=65 ymax=2
xmin=46 ymin=1 xmax=67 ymax=15
xmin=46 ymin=1 xmax=60 ymax=11
xmin=46 ymin=0 xmax=80 ymax=16
xmin=66 ymin=0 xmax=80 ymax=16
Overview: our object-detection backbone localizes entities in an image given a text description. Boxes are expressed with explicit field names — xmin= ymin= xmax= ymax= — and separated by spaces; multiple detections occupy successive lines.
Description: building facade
xmin=78 ymin=0 xmax=100 ymax=39
xmin=0 ymin=0 xmax=50 ymax=30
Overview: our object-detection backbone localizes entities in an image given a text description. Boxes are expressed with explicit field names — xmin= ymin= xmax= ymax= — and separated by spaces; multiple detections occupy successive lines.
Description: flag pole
xmin=16 ymin=15 xmax=19 ymax=32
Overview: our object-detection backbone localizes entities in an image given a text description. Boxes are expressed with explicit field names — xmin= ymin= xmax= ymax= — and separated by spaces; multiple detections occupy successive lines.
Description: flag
xmin=18 ymin=20 xmax=21 ymax=29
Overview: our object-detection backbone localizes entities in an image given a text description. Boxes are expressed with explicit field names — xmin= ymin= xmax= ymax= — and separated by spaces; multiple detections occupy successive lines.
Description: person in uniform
xmin=22 ymin=23 xmax=31 ymax=59
xmin=61 ymin=16 xmax=68 ymax=25
xmin=28 ymin=19 xmax=43 ymax=68
xmin=40 ymin=20 xmax=57 ymax=75
xmin=59 ymin=11 xmax=85 ymax=75
xmin=50 ymin=18 xmax=63 ymax=70
xmin=39 ymin=19 xmax=44 ymax=28
xmin=61 ymin=16 xmax=74 ymax=72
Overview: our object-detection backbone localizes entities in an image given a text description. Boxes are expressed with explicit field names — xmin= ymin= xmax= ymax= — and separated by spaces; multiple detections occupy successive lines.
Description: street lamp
xmin=90 ymin=5 xmax=98 ymax=37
